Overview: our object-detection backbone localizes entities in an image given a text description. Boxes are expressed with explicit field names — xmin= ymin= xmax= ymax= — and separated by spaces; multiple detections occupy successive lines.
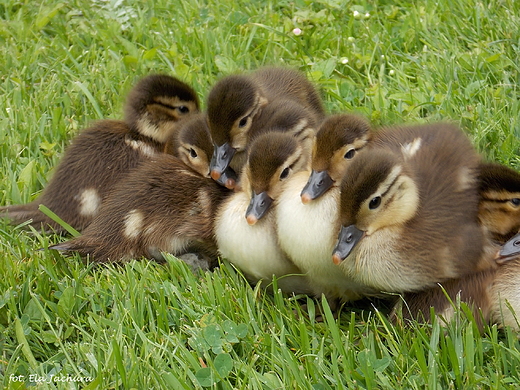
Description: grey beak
xmin=301 ymin=170 xmax=334 ymax=203
xmin=210 ymin=142 xmax=236 ymax=181
xmin=245 ymin=191 xmax=273 ymax=225
xmin=332 ymin=224 xmax=365 ymax=264
xmin=216 ymin=167 xmax=238 ymax=190
xmin=497 ymin=232 xmax=520 ymax=263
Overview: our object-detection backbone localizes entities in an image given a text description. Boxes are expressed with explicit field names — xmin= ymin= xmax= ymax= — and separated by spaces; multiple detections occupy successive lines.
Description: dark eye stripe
xmin=482 ymin=198 xmax=520 ymax=204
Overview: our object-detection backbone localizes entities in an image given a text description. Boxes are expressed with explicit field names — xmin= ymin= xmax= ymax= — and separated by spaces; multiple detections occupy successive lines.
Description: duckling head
xmin=125 ymin=74 xmax=199 ymax=144
xmin=478 ymin=162 xmax=520 ymax=241
xmin=332 ymin=149 xmax=419 ymax=264
xmin=207 ymin=75 xmax=268 ymax=181
xmin=165 ymin=113 xmax=213 ymax=177
xmin=301 ymin=114 xmax=371 ymax=204
xmin=243 ymin=132 xmax=309 ymax=225
xmin=165 ymin=112 xmax=238 ymax=187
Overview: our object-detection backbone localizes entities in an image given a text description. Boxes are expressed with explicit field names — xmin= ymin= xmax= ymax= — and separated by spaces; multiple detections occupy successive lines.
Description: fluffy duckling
xmin=332 ymin=123 xmax=497 ymax=295
xmin=387 ymin=163 xmax=520 ymax=329
xmin=215 ymin=132 xmax=313 ymax=293
xmin=275 ymin=114 xmax=372 ymax=301
xmin=478 ymin=162 xmax=520 ymax=243
xmin=164 ymin=112 xmax=214 ymax=178
xmin=206 ymin=67 xmax=325 ymax=186
xmin=300 ymin=113 xmax=372 ymax=203
xmin=0 ymin=74 xmax=199 ymax=233
xmin=50 ymin=143 xmax=231 ymax=263
xmin=164 ymin=112 xmax=239 ymax=186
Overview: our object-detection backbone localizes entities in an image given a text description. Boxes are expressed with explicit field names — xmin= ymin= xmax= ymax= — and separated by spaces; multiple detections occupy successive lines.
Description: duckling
xmin=275 ymin=113 xmax=372 ymax=301
xmin=0 ymin=74 xmax=199 ymax=233
xmin=164 ymin=111 xmax=239 ymax=187
xmin=300 ymin=113 xmax=372 ymax=203
xmin=478 ymin=162 xmax=520 ymax=243
xmin=332 ymin=123 xmax=497 ymax=295
xmin=215 ymin=131 xmax=313 ymax=293
xmin=164 ymin=112 xmax=214 ymax=178
xmin=387 ymin=163 xmax=520 ymax=329
xmin=50 ymin=151 xmax=232 ymax=263
xmin=206 ymin=67 xmax=325 ymax=185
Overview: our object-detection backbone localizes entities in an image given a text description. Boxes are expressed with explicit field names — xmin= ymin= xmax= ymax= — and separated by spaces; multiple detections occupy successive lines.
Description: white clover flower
xmin=340 ymin=57 xmax=349 ymax=64
xmin=347 ymin=36 xmax=355 ymax=42
xmin=365 ymin=12 xmax=370 ymax=18
xmin=389 ymin=70 xmax=395 ymax=76
xmin=353 ymin=10 xmax=361 ymax=19
xmin=292 ymin=28 xmax=302 ymax=36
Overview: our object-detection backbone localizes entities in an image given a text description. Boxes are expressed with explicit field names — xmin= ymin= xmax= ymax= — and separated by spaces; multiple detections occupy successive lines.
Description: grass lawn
xmin=1 ymin=0 xmax=520 ymax=388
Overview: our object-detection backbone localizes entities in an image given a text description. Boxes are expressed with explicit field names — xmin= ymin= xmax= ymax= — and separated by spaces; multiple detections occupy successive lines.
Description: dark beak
xmin=301 ymin=170 xmax=334 ymax=204
xmin=497 ymin=232 xmax=520 ymax=264
xmin=332 ymin=224 xmax=365 ymax=265
xmin=245 ymin=191 xmax=273 ymax=225
xmin=210 ymin=143 xmax=236 ymax=181
xmin=215 ymin=167 xmax=238 ymax=190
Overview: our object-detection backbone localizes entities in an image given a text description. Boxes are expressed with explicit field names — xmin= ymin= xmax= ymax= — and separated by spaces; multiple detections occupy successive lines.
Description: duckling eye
xmin=511 ymin=198 xmax=520 ymax=207
xmin=280 ymin=167 xmax=290 ymax=180
xmin=344 ymin=149 xmax=356 ymax=159
xmin=238 ymin=116 xmax=249 ymax=128
xmin=189 ymin=148 xmax=198 ymax=158
xmin=177 ymin=106 xmax=190 ymax=114
xmin=369 ymin=196 xmax=381 ymax=210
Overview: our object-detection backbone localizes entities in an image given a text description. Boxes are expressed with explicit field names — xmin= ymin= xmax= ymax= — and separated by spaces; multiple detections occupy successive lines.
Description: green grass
xmin=1 ymin=0 xmax=520 ymax=388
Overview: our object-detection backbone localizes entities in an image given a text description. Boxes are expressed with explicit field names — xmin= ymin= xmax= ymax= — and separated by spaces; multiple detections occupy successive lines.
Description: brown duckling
xmin=164 ymin=112 xmax=214 ymax=178
xmin=275 ymin=113 xmax=372 ymax=301
xmin=332 ymin=123 xmax=497 ymax=295
xmin=164 ymin=111 xmax=239 ymax=186
xmin=388 ymin=163 xmax=520 ymax=330
xmin=50 ymin=152 xmax=232 ymax=263
xmin=300 ymin=113 xmax=372 ymax=203
xmin=1 ymin=74 xmax=199 ymax=233
xmin=215 ymin=131 xmax=314 ymax=293
xmin=206 ymin=67 xmax=325 ymax=186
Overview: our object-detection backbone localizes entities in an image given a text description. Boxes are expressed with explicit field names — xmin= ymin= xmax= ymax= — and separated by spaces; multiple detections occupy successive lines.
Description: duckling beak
xmin=301 ymin=170 xmax=334 ymax=204
xmin=496 ymin=232 xmax=520 ymax=264
xmin=210 ymin=143 xmax=236 ymax=182
xmin=332 ymin=224 xmax=365 ymax=265
xmin=245 ymin=191 xmax=273 ymax=225
xmin=215 ymin=167 xmax=238 ymax=190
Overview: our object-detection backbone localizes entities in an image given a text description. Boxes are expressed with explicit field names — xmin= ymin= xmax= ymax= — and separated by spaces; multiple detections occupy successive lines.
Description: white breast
xmin=339 ymin=227 xmax=410 ymax=293
xmin=215 ymin=191 xmax=309 ymax=293
xmin=276 ymin=172 xmax=367 ymax=300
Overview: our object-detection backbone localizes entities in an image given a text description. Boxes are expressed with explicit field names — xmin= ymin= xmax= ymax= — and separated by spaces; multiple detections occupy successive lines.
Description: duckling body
xmin=333 ymin=123 xmax=496 ymax=294
xmin=51 ymin=153 xmax=231 ymax=263
xmin=391 ymin=258 xmax=520 ymax=331
xmin=0 ymin=74 xmax=199 ymax=233
xmin=275 ymin=114 xmax=372 ymax=300
xmin=207 ymin=67 xmax=325 ymax=185
xmin=215 ymin=132 xmax=313 ymax=293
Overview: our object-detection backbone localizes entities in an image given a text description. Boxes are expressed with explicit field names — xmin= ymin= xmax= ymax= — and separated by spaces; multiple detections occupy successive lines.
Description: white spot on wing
xmin=457 ymin=166 xmax=476 ymax=192
xmin=401 ymin=138 xmax=422 ymax=159
xmin=124 ymin=209 xmax=143 ymax=239
xmin=125 ymin=137 xmax=156 ymax=157
xmin=78 ymin=188 xmax=101 ymax=216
